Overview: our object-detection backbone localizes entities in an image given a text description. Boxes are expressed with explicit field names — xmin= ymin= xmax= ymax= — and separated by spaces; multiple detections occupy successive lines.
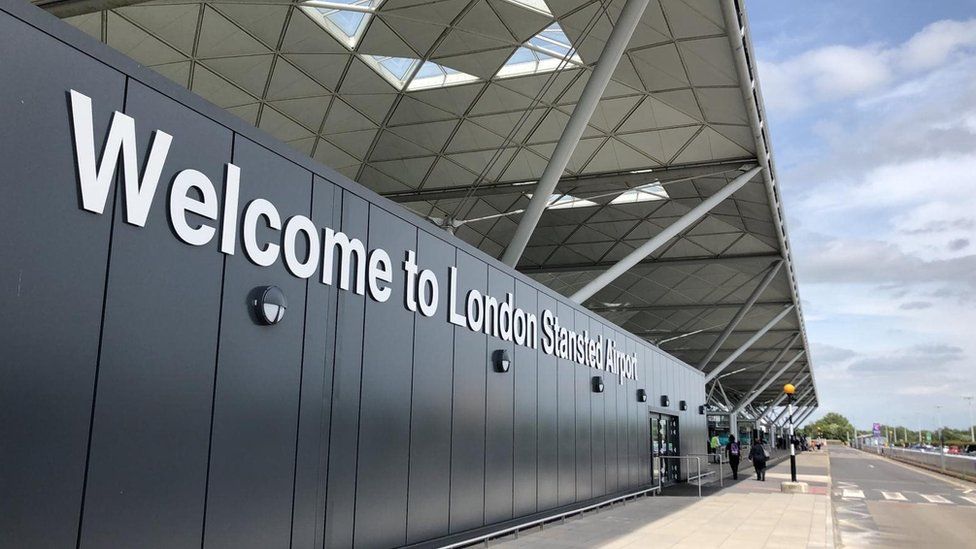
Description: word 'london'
xmin=67 ymin=90 xmax=638 ymax=383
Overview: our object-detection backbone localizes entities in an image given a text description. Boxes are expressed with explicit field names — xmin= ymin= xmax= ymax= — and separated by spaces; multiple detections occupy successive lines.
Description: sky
xmin=746 ymin=0 xmax=976 ymax=431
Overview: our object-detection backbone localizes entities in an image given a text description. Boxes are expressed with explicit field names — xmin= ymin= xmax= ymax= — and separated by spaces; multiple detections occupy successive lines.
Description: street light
xmin=784 ymin=383 xmax=797 ymax=483
xmin=965 ymin=396 xmax=975 ymax=443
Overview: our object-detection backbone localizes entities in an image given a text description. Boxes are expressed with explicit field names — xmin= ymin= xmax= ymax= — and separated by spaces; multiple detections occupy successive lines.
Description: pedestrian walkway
xmin=493 ymin=450 xmax=833 ymax=548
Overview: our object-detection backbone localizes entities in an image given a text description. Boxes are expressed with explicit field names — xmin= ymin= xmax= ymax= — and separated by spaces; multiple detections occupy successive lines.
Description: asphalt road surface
xmin=830 ymin=445 xmax=976 ymax=547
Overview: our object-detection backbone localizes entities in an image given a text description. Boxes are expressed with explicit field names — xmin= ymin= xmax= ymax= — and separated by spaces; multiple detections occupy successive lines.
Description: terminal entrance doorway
xmin=651 ymin=413 xmax=680 ymax=485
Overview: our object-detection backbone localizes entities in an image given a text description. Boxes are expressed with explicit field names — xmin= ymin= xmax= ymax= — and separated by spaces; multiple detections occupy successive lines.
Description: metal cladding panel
xmin=638 ymin=346 xmax=650 ymax=485
xmin=204 ymin=136 xmax=310 ymax=549
xmin=355 ymin=207 xmax=417 ymax=548
xmin=574 ymin=310 xmax=592 ymax=501
xmin=555 ymin=300 xmax=576 ymax=505
xmin=627 ymin=337 xmax=640 ymax=485
xmin=449 ymin=250 xmax=488 ymax=533
xmin=485 ymin=267 xmax=515 ymax=524
xmin=291 ymin=178 xmax=340 ymax=549
xmin=535 ymin=291 xmax=559 ymax=510
xmin=603 ymin=325 xmax=619 ymax=493
xmin=0 ymin=13 xmax=123 ymax=547
xmin=406 ymin=231 xmax=456 ymax=544
xmin=324 ymin=192 xmax=367 ymax=548
xmin=80 ymin=80 xmax=230 ymax=549
xmin=512 ymin=280 xmax=539 ymax=518
xmin=589 ymin=320 xmax=607 ymax=497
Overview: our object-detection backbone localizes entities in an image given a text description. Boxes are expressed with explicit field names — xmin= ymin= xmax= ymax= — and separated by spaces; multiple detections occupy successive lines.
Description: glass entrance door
xmin=650 ymin=413 xmax=681 ymax=485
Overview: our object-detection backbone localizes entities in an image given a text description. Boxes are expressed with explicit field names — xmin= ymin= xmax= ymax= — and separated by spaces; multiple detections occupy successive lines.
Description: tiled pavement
xmin=492 ymin=450 xmax=833 ymax=548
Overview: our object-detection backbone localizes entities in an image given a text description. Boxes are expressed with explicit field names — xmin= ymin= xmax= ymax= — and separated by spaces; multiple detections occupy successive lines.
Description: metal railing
xmin=658 ymin=455 xmax=703 ymax=498
xmin=687 ymin=453 xmax=725 ymax=487
xmin=439 ymin=484 xmax=661 ymax=548
xmin=880 ymin=447 xmax=976 ymax=482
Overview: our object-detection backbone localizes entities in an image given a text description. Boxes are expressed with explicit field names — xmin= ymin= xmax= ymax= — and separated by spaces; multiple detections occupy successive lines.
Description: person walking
xmin=749 ymin=437 xmax=768 ymax=481
xmin=725 ymin=434 xmax=741 ymax=480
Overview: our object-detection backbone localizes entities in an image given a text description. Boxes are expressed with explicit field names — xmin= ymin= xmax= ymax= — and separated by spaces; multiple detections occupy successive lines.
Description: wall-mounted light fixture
xmin=679 ymin=400 xmax=688 ymax=411
xmin=660 ymin=395 xmax=670 ymax=407
xmin=592 ymin=376 xmax=605 ymax=393
xmin=492 ymin=349 xmax=511 ymax=373
xmin=698 ymin=405 xmax=706 ymax=415
xmin=637 ymin=389 xmax=647 ymax=402
xmin=254 ymin=285 xmax=287 ymax=325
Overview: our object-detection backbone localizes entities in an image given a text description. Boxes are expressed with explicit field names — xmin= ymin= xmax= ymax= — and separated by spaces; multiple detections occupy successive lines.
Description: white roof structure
xmin=53 ymin=0 xmax=818 ymax=416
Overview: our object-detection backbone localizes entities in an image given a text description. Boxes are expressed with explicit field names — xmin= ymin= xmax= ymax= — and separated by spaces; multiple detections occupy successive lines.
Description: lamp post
xmin=936 ymin=405 xmax=946 ymax=473
xmin=965 ymin=396 xmax=975 ymax=443
xmin=785 ymin=383 xmax=797 ymax=482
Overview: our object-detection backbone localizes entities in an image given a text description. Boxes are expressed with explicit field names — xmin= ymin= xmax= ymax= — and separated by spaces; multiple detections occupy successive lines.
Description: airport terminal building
xmin=1 ymin=0 xmax=818 ymax=547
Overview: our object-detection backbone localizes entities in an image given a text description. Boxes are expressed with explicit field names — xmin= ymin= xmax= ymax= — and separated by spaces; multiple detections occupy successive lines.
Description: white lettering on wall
xmin=66 ymin=89 xmax=637 ymax=381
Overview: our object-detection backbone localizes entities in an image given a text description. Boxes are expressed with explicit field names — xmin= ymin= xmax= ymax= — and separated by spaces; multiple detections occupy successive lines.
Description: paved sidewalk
xmin=494 ymin=451 xmax=833 ymax=548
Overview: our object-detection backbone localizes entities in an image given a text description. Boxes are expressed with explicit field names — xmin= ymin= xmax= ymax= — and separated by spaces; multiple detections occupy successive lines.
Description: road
xmin=830 ymin=445 xmax=976 ymax=547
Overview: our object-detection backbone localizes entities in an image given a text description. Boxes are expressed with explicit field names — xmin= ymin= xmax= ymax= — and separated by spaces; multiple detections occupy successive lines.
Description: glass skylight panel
xmin=500 ymin=0 xmax=552 ymax=16
xmin=407 ymin=61 xmax=479 ymax=91
xmin=361 ymin=55 xmax=420 ymax=89
xmin=526 ymin=191 xmax=599 ymax=209
xmin=300 ymin=0 xmax=383 ymax=48
xmin=610 ymin=182 xmax=670 ymax=205
xmin=497 ymin=23 xmax=582 ymax=78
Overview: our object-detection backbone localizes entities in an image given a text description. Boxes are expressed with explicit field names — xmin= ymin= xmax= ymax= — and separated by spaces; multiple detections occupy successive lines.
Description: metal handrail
xmin=658 ymin=455 xmax=703 ymax=498
xmin=438 ymin=484 xmax=661 ymax=548
xmin=687 ymin=452 xmax=726 ymax=486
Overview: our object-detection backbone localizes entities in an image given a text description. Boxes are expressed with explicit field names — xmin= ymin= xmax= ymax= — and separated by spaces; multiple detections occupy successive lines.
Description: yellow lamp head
xmin=783 ymin=383 xmax=796 ymax=395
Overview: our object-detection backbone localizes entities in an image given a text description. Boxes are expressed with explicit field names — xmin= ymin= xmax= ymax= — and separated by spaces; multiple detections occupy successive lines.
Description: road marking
xmin=960 ymin=496 xmax=976 ymax=506
xmin=868 ymin=464 xmax=875 ymax=468
xmin=843 ymin=489 xmax=865 ymax=499
xmin=921 ymin=494 xmax=952 ymax=504
xmin=881 ymin=491 xmax=907 ymax=501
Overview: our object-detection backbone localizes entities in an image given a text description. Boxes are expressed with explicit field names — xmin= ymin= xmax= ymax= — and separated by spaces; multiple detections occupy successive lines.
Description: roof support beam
xmin=796 ymin=407 xmax=817 ymax=427
xmin=383 ymin=158 xmax=754 ymax=203
xmin=32 ymin=0 xmax=150 ymax=17
xmin=570 ymin=166 xmax=763 ymax=302
xmin=703 ymin=305 xmax=793 ymax=382
xmin=755 ymin=373 xmax=809 ymax=423
xmin=732 ymin=351 xmax=804 ymax=414
xmin=519 ymin=252 xmax=780 ymax=276
xmin=771 ymin=387 xmax=812 ymax=425
xmin=697 ymin=260 xmax=783 ymax=369
xmin=736 ymin=332 xmax=800 ymax=390
xmin=501 ymin=0 xmax=650 ymax=267
xmin=585 ymin=298 xmax=790 ymax=314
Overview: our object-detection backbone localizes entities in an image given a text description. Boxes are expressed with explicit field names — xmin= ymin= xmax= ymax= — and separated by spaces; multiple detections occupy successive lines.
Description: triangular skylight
xmin=501 ymin=0 xmax=552 ymax=16
xmin=361 ymin=55 xmax=420 ymax=89
xmin=497 ymin=23 xmax=582 ymax=78
xmin=527 ymin=191 xmax=599 ymax=210
xmin=408 ymin=61 xmax=479 ymax=91
xmin=300 ymin=0 xmax=384 ymax=48
xmin=610 ymin=182 xmax=670 ymax=204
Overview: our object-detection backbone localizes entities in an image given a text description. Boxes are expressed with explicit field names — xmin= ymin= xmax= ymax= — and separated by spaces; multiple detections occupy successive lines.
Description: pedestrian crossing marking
xmin=921 ymin=494 xmax=951 ymax=504
xmin=960 ymin=496 xmax=976 ymax=506
xmin=842 ymin=489 xmax=865 ymax=499
xmin=881 ymin=491 xmax=906 ymax=501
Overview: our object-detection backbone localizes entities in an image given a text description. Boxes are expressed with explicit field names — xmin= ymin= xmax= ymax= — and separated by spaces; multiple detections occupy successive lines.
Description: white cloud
xmin=759 ymin=17 xmax=976 ymax=114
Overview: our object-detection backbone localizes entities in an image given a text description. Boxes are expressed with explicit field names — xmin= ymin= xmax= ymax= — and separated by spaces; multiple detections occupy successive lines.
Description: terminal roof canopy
xmin=56 ymin=0 xmax=817 ymax=413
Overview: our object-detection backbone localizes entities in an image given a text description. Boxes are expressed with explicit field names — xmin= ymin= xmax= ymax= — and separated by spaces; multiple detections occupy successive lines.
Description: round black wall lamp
xmin=660 ymin=395 xmax=670 ymax=407
xmin=254 ymin=285 xmax=287 ymax=325
xmin=679 ymin=400 xmax=688 ymax=411
xmin=637 ymin=389 xmax=647 ymax=402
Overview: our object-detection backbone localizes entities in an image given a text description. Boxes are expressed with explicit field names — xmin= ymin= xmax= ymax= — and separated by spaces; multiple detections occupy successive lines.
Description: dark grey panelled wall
xmin=0 ymin=3 xmax=705 ymax=549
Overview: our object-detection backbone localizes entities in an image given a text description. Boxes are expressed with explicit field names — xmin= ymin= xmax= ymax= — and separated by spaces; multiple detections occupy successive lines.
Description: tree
xmin=807 ymin=412 xmax=855 ymax=440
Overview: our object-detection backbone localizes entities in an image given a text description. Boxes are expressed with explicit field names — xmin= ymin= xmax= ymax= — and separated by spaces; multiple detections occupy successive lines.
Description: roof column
xmin=732 ymin=351 xmax=805 ymax=414
xmin=570 ymin=165 xmax=763 ymax=303
xmin=703 ymin=304 xmax=794 ymax=382
xmin=697 ymin=260 xmax=784 ymax=369
xmin=737 ymin=332 xmax=800 ymax=395
xmin=500 ymin=0 xmax=650 ymax=267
